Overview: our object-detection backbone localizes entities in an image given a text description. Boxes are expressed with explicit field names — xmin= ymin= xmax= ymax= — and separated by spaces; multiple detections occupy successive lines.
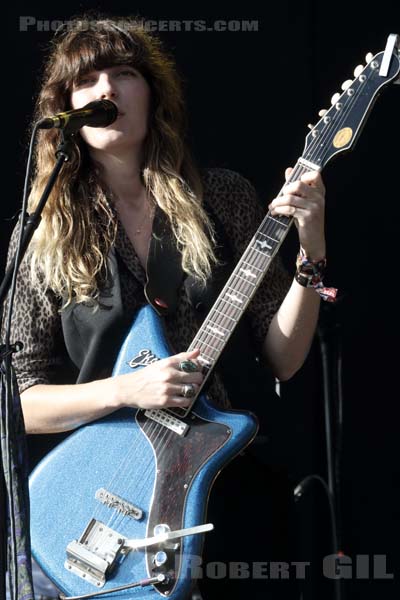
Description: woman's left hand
xmin=268 ymin=167 xmax=326 ymax=260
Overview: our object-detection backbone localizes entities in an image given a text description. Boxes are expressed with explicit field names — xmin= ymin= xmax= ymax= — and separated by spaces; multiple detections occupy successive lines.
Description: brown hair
xmin=28 ymin=15 xmax=216 ymax=305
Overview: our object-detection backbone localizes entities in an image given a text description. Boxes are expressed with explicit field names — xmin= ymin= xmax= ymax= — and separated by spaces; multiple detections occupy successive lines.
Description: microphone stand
xmin=0 ymin=464 xmax=6 ymax=600
xmin=0 ymin=132 xmax=74 ymax=600
xmin=294 ymin=299 xmax=345 ymax=600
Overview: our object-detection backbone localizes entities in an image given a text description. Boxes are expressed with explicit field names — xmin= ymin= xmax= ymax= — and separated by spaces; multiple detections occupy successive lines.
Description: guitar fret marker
xmin=226 ymin=293 xmax=243 ymax=304
xmin=239 ymin=267 xmax=257 ymax=278
xmin=222 ymin=300 xmax=242 ymax=311
xmin=198 ymin=355 xmax=212 ymax=366
xmin=206 ymin=325 xmax=225 ymax=337
xmin=256 ymin=239 xmax=273 ymax=250
xmin=258 ymin=231 xmax=279 ymax=243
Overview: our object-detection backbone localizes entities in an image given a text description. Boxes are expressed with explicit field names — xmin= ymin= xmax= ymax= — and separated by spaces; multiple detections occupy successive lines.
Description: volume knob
xmin=153 ymin=550 xmax=168 ymax=567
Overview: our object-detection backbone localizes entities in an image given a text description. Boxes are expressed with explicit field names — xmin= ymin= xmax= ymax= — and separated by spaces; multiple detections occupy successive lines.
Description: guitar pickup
xmin=95 ymin=488 xmax=143 ymax=520
xmin=65 ymin=519 xmax=127 ymax=587
xmin=144 ymin=408 xmax=189 ymax=436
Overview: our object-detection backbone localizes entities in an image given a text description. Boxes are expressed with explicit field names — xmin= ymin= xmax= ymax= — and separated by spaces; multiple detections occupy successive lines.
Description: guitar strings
xmin=108 ymin=417 xmax=195 ymax=538
xmin=86 ymin=60 xmax=375 ymax=540
xmin=104 ymin=417 xmax=172 ymax=529
xmin=190 ymin=63 xmax=374 ymax=366
xmin=185 ymin=61 xmax=370 ymax=381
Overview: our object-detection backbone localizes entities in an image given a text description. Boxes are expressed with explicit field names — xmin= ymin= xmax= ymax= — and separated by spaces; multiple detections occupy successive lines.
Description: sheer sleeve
xmin=1 ymin=224 xmax=65 ymax=392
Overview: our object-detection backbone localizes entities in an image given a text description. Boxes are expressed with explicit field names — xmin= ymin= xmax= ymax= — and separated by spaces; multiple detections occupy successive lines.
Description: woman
xmin=3 ymin=15 xmax=331 ymax=600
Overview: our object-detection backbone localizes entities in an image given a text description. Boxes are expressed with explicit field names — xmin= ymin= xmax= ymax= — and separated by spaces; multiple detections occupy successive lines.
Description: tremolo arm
xmin=65 ymin=519 xmax=213 ymax=589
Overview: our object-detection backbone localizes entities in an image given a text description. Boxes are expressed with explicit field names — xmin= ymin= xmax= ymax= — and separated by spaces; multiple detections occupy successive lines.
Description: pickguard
xmin=136 ymin=411 xmax=231 ymax=594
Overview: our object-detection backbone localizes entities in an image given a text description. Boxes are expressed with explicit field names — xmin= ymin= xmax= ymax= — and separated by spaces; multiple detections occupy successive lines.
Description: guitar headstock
xmin=302 ymin=35 xmax=400 ymax=170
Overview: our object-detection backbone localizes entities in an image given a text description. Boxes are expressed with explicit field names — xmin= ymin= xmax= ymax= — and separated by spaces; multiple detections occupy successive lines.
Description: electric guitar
xmin=29 ymin=35 xmax=400 ymax=600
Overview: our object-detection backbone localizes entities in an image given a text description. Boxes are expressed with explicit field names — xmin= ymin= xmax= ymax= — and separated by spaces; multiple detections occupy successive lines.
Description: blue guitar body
xmin=28 ymin=42 xmax=400 ymax=599
xmin=29 ymin=305 xmax=258 ymax=599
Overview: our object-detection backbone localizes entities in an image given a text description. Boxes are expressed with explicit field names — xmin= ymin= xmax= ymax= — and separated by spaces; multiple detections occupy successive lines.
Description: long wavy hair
xmin=28 ymin=15 xmax=217 ymax=306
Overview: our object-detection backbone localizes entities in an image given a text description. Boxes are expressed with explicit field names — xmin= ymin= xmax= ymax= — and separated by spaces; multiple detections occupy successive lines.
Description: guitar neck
xmin=170 ymin=41 xmax=400 ymax=415
xmin=187 ymin=161 xmax=314 ymax=382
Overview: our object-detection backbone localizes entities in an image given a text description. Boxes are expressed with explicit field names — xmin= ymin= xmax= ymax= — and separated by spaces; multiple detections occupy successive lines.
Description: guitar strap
xmin=144 ymin=205 xmax=186 ymax=316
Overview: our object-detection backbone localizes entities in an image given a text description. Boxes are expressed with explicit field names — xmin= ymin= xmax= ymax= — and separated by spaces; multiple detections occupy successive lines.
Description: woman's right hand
xmin=112 ymin=348 xmax=204 ymax=410
xmin=20 ymin=349 xmax=204 ymax=434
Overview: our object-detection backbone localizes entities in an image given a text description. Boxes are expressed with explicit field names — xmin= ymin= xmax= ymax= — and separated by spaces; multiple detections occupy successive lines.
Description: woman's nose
xmin=97 ymin=74 xmax=117 ymax=99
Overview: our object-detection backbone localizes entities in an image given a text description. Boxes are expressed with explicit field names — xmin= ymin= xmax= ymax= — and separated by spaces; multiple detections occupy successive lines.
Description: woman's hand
xmin=112 ymin=348 xmax=204 ymax=410
xmin=268 ymin=167 xmax=326 ymax=260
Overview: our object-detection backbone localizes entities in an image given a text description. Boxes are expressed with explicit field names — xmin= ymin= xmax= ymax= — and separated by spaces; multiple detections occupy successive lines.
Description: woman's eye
xmin=74 ymin=76 xmax=94 ymax=87
xmin=117 ymin=69 xmax=136 ymax=77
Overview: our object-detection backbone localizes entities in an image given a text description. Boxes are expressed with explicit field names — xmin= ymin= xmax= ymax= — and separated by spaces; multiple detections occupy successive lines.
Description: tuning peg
xmin=307 ymin=123 xmax=314 ymax=130
xmin=341 ymin=79 xmax=353 ymax=90
xmin=365 ymin=52 xmax=373 ymax=63
xmin=353 ymin=64 xmax=364 ymax=77
xmin=331 ymin=92 xmax=341 ymax=105
xmin=318 ymin=109 xmax=327 ymax=117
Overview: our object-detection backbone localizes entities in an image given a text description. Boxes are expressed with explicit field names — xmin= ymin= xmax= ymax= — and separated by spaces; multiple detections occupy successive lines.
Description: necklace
xmin=134 ymin=203 xmax=154 ymax=235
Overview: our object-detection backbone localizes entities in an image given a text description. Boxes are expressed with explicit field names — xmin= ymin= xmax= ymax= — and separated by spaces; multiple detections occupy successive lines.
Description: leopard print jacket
xmin=2 ymin=168 xmax=292 ymax=408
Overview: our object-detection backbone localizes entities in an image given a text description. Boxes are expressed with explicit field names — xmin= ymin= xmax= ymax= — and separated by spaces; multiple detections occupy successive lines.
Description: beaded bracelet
xmin=295 ymin=250 xmax=338 ymax=302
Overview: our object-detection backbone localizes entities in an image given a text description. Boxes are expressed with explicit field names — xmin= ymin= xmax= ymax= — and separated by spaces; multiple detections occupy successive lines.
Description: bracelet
xmin=295 ymin=250 xmax=338 ymax=302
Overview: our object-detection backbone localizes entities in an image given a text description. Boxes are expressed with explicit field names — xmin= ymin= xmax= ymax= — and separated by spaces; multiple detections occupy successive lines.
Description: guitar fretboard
xmin=174 ymin=46 xmax=400 ymax=416
xmin=176 ymin=162 xmax=315 ymax=413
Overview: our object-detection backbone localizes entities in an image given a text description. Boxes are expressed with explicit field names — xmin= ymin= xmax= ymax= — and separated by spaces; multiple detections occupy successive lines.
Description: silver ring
xmin=181 ymin=383 xmax=196 ymax=398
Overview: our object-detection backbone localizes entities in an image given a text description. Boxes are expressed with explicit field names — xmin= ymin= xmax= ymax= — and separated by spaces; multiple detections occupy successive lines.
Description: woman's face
xmin=70 ymin=64 xmax=151 ymax=156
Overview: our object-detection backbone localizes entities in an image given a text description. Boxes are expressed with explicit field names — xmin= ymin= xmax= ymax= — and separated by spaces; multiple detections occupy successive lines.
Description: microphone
xmin=37 ymin=100 xmax=119 ymax=132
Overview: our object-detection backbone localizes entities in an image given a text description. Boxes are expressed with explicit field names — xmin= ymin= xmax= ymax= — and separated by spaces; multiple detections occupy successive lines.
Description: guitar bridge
xmin=65 ymin=519 xmax=127 ymax=587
